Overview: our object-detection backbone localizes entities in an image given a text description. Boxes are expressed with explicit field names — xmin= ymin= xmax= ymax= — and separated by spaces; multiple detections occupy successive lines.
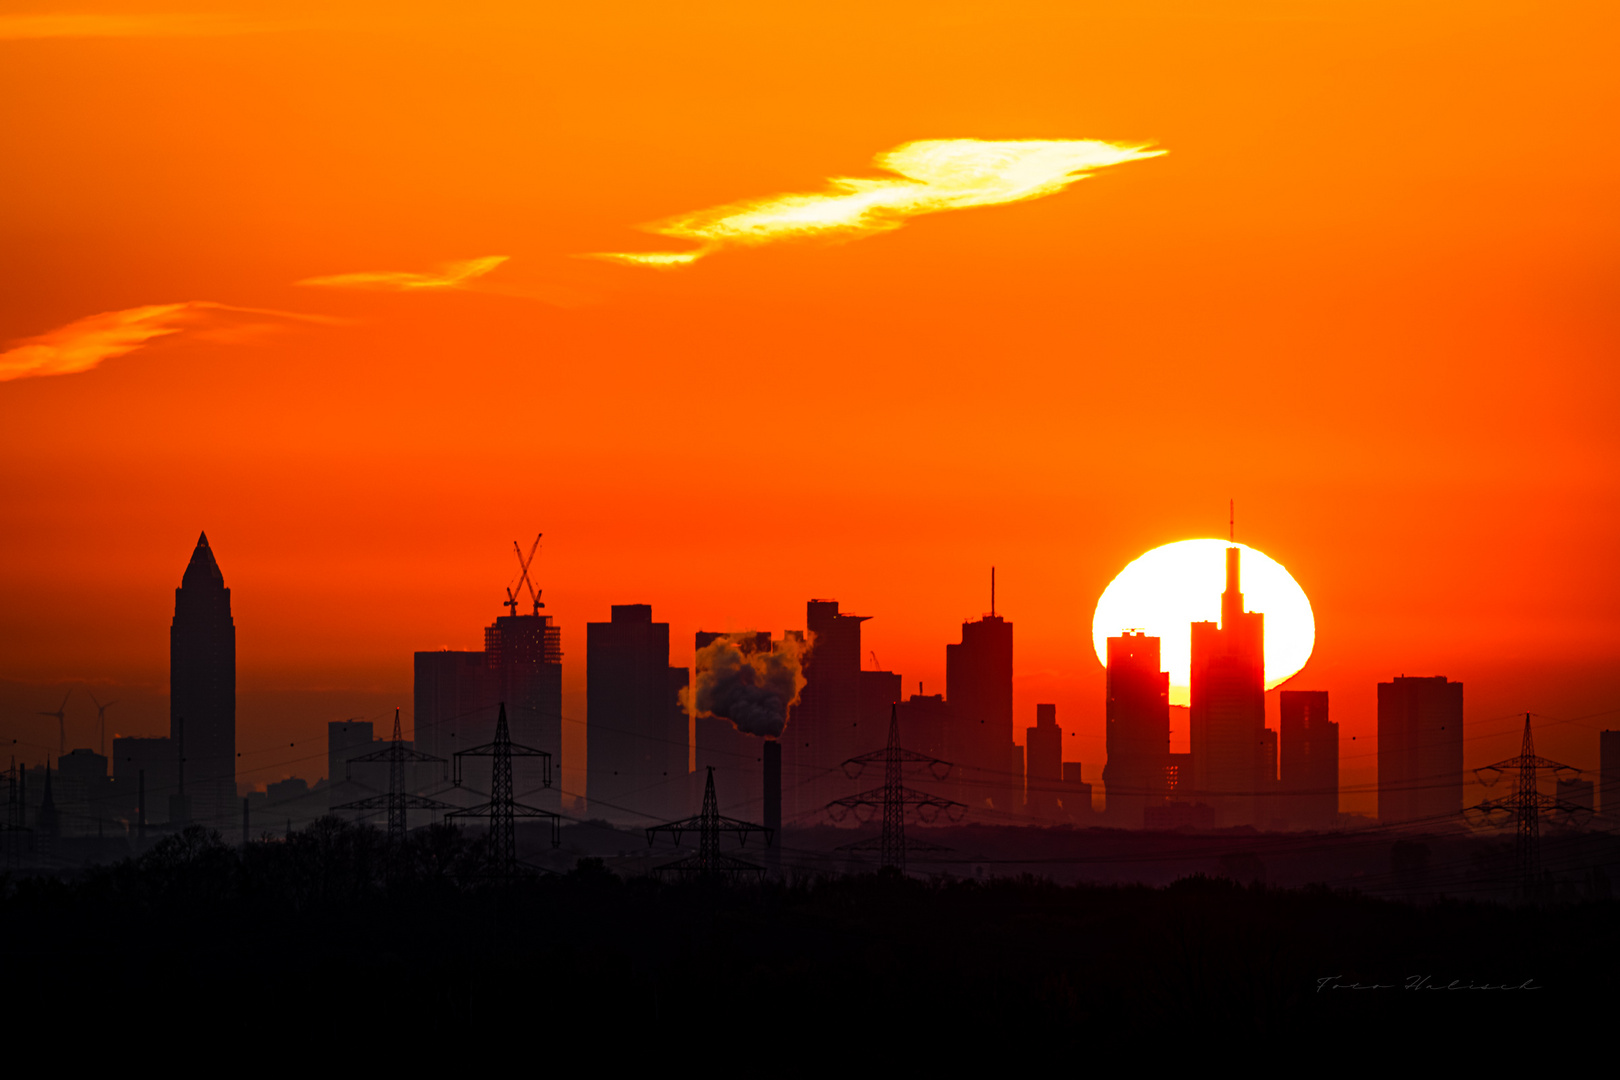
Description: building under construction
xmin=415 ymin=539 xmax=563 ymax=819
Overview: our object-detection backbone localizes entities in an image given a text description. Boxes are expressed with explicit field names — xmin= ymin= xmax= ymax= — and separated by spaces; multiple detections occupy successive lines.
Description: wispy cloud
xmin=0 ymin=13 xmax=277 ymax=40
xmin=0 ymin=302 xmax=335 ymax=382
xmin=588 ymin=138 xmax=1164 ymax=268
xmin=297 ymin=255 xmax=509 ymax=292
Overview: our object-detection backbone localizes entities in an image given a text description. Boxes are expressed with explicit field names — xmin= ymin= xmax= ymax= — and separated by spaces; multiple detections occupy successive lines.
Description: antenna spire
xmin=1229 ymin=499 xmax=1235 ymax=543
xmin=991 ymin=566 xmax=996 ymax=617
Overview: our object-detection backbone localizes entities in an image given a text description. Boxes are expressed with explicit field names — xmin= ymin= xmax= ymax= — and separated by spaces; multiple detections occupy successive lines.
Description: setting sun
xmin=1091 ymin=539 xmax=1315 ymax=705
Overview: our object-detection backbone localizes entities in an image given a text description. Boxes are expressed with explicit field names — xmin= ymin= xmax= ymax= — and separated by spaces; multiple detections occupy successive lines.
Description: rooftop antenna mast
xmin=991 ymin=566 xmax=996 ymax=617
xmin=1229 ymin=499 xmax=1235 ymax=543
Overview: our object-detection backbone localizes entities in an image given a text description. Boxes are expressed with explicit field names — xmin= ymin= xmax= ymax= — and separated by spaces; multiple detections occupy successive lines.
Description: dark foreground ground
xmin=3 ymin=820 xmax=1615 ymax=1044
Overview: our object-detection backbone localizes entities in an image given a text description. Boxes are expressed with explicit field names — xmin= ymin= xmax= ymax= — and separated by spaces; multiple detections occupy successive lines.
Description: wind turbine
xmin=87 ymin=689 xmax=118 ymax=756
xmin=37 ymin=688 xmax=70 ymax=756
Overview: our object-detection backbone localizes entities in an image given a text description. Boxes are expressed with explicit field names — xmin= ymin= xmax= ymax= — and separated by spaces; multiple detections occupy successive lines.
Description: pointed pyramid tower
xmin=172 ymin=529 xmax=235 ymax=830
xmin=181 ymin=531 xmax=225 ymax=590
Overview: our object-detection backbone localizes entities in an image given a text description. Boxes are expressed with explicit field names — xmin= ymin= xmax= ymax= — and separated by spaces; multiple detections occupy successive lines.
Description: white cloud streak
xmin=588 ymin=138 xmax=1164 ymax=268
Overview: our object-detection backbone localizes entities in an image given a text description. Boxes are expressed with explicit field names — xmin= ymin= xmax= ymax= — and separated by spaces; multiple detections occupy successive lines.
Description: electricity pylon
xmin=645 ymin=766 xmax=773 ymax=880
xmin=1466 ymin=713 xmax=1588 ymax=898
xmin=827 ymin=704 xmax=964 ymax=872
xmin=334 ymin=707 xmax=453 ymax=844
xmin=447 ymin=703 xmax=559 ymax=880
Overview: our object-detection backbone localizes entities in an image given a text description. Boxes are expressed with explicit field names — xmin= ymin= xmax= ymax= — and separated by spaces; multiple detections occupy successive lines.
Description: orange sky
xmin=2 ymin=0 xmax=1616 ymax=813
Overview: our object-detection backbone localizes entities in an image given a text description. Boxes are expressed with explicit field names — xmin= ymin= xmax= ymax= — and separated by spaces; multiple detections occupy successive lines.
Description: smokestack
xmin=764 ymin=740 xmax=781 ymax=874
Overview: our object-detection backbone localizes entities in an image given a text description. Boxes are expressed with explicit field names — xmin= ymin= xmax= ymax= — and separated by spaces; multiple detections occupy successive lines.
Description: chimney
xmin=763 ymin=740 xmax=781 ymax=874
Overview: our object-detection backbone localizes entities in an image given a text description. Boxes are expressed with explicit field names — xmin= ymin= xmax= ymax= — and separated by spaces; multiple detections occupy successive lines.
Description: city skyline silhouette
xmin=0 ymin=0 xmax=1613 ymax=1040
xmin=3 ymin=528 xmax=1613 ymax=860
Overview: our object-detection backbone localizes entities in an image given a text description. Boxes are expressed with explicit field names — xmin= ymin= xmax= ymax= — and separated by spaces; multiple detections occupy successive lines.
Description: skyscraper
xmin=1601 ymin=730 xmax=1620 ymax=819
xmin=1189 ymin=544 xmax=1267 ymax=826
xmin=414 ymin=609 xmax=563 ymax=817
xmin=785 ymin=600 xmax=868 ymax=819
xmin=484 ymin=612 xmax=563 ymax=811
xmin=1104 ymin=631 xmax=1170 ymax=827
xmin=894 ymin=690 xmax=950 ymax=765
xmin=1377 ymin=675 xmax=1463 ymax=824
xmin=1025 ymin=703 xmax=1063 ymax=820
xmin=171 ymin=532 xmax=236 ymax=827
xmin=855 ymin=668 xmax=903 ymax=758
xmin=1280 ymin=690 xmax=1336 ymax=829
xmin=586 ymin=605 xmax=688 ymax=823
xmin=947 ymin=601 xmax=1015 ymax=815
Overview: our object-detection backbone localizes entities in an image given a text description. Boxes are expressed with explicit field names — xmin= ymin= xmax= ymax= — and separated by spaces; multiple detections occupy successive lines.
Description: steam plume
xmin=692 ymin=634 xmax=809 ymax=739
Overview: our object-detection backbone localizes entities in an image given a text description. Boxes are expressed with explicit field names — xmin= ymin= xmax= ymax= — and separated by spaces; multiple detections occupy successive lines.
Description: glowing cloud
xmin=298 ymin=255 xmax=509 ymax=291
xmin=0 ymin=302 xmax=333 ymax=382
xmin=0 ymin=13 xmax=274 ymax=39
xmin=589 ymin=138 xmax=1163 ymax=268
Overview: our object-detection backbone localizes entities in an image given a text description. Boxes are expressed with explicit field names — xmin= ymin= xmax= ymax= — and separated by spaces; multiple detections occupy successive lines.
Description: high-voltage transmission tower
xmin=334 ymin=708 xmax=453 ymax=844
xmin=1466 ymin=713 xmax=1588 ymax=898
xmin=645 ymin=767 xmax=773 ymax=881
xmin=448 ymin=703 xmax=559 ymax=880
xmin=827 ymin=704 xmax=964 ymax=872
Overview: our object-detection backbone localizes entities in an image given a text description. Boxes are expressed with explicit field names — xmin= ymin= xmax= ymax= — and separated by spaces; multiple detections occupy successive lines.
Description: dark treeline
xmin=4 ymin=818 xmax=1612 ymax=1041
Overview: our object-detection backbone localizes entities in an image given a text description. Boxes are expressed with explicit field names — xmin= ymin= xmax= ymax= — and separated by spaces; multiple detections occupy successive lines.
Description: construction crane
xmin=503 ymin=534 xmax=544 ymax=617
